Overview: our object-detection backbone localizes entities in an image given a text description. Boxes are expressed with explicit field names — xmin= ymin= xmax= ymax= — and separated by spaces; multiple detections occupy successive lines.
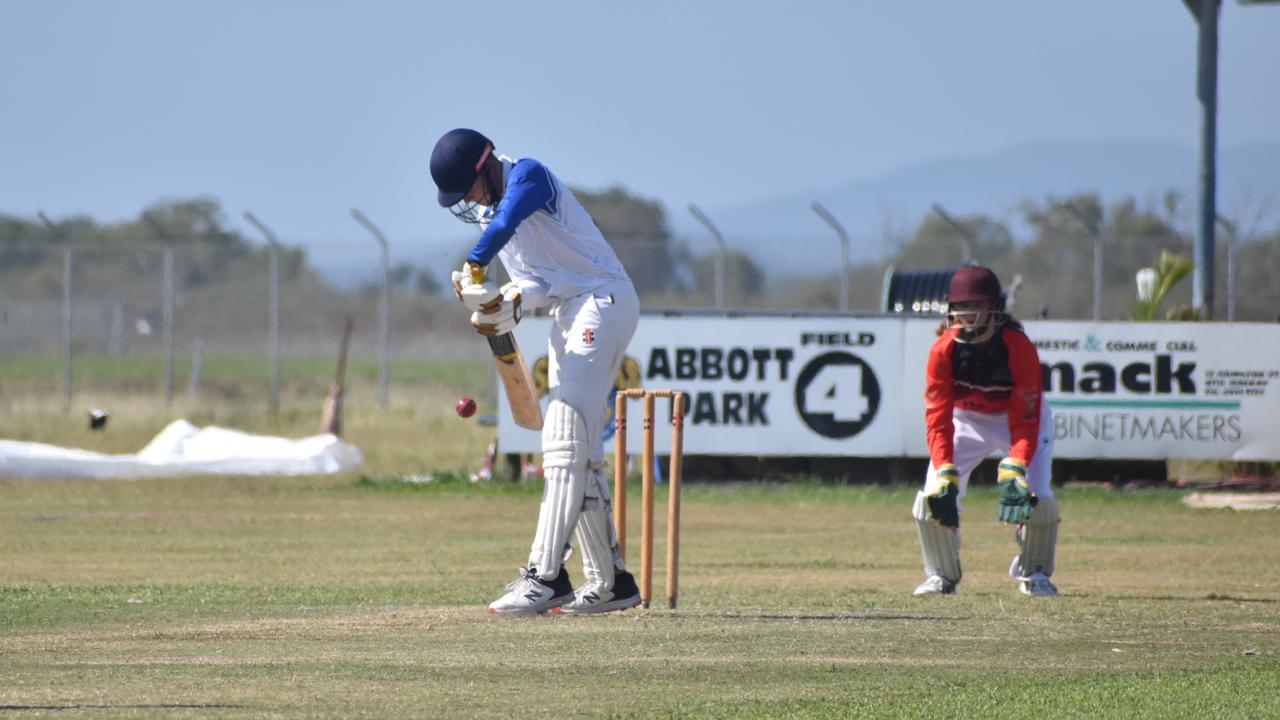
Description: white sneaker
xmin=555 ymin=570 xmax=643 ymax=615
xmin=1018 ymin=572 xmax=1058 ymax=597
xmin=487 ymin=566 xmax=574 ymax=615
xmin=912 ymin=575 xmax=958 ymax=596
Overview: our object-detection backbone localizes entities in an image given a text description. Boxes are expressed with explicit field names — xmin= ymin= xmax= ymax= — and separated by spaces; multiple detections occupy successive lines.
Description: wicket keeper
xmin=913 ymin=265 xmax=1061 ymax=597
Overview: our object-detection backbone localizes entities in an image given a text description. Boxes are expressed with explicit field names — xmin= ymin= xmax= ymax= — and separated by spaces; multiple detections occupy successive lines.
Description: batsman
xmin=913 ymin=265 xmax=1061 ymax=597
xmin=430 ymin=128 xmax=642 ymax=615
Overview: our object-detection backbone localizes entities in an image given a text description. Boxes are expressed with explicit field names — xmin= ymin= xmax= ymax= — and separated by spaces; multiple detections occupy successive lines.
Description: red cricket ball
xmin=455 ymin=396 xmax=477 ymax=418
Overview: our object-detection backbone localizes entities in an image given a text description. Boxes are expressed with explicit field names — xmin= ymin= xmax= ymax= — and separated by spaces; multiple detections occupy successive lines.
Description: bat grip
xmin=468 ymin=262 xmax=487 ymax=286
xmin=487 ymin=333 xmax=518 ymax=359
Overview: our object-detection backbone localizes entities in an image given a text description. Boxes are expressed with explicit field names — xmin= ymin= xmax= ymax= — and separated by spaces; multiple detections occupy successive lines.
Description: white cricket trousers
xmin=544 ymin=278 xmax=640 ymax=462
xmin=923 ymin=401 xmax=1056 ymax=508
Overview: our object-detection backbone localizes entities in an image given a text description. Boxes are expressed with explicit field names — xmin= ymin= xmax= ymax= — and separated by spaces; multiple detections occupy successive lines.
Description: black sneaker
xmin=545 ymin=566 xmax=574 ymax=600
xmin=912 ymin=575 xmax=958 ymax=596
xmin=556 ymin=568 xmax=644 ymax=615
xmin=487 ymin=566 xmax=575 ymax=615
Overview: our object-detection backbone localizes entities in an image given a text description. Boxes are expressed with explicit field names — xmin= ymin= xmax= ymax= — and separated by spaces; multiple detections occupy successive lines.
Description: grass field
xmin=2 ymin=356 xmax=1278 ymax=718
xmin=2 ymin=475 xmax=1278 ymax=718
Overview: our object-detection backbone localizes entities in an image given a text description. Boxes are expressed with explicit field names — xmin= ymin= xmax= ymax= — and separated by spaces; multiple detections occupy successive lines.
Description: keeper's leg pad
xmin=1010 ymin=496 xmax=1060 ymax=579
xmin=913 ymin=491 xmax=962 ymax=583
xmin=574 ymin=466 xmax=624 ymax=587
xmin=529 ymin=400 xmax=588 ymax=580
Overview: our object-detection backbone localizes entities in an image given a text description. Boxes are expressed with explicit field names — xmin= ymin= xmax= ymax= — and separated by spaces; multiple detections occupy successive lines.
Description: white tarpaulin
xmin=0 ymin=420 xmax=363 ymax=479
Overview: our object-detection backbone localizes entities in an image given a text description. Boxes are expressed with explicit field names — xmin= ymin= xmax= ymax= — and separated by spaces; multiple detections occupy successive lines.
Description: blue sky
xmin=3 ymin=1 xmax=1279 ymax=278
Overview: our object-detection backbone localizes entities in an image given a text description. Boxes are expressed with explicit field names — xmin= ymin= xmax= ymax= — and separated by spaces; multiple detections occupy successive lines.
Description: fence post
xmin=1062 ymin=204 xmax=1104 ymax=322
xmin=244 ymin=212 xmax=283 ymax=411
xmin=163 ymin=244 xmax=175 ymax=403
xmin=687 ymin=204 xmax=727 ymax=309
xmin=188 ymin=340 xmax=204 ymax=399
xmin=930 ymin=203 xmax=974 ymax=265
xmin=1215 ymin=215 xmax=1236 ymax=322
xmin=39 ymin=211 xmax=72 ymax=413
xmin=109 ymin=304 xmax=125 ymax=357
xmin=811 ymin=201 xmax=851 ymax=311
xmin=350 ymin=208 xmax=390 ymax=408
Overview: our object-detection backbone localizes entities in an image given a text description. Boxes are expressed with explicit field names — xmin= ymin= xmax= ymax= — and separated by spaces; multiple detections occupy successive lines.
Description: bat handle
xmin=468 ymin=262 xmax=487 ymax=285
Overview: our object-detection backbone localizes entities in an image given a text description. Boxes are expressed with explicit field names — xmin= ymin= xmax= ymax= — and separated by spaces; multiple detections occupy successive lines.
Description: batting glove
xmin=996 ymin=457 xmax=1038 ymax=524
xmin=449 ymin=268 xmax=472 ymax=303
xmin=470 ymin=284 xmax=522 ymax=337
xmin=926 ymin=463 xmax=960 ymax=528
xmin=452 ymin=262 xmax=500 ymax=312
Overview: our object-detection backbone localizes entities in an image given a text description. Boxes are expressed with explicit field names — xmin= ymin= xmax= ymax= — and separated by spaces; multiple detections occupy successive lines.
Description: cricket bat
xmin=320 ymin=317 xmax=353 ymax=436
xmin=456 ymin=264 xmax=543 ymax=431
xmin=486 ymin=332 xmax=543 ymax=430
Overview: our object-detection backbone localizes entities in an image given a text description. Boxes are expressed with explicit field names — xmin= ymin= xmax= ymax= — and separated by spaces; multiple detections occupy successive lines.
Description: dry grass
xmin=2 ymin=360 xmax=1279 ymax=717
xmin=1 ymin=474 xmax=1278 ymax=718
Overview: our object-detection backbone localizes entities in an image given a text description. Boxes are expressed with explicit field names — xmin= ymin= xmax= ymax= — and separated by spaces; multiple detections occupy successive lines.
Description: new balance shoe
xmin=555 ymin=569 xmax=643 ymax=615
xmin=487 ymin=566 xmax=574 ymax=615
xmin=912 ymin=574 xmax=958 ymax=596
xmin=1018 ymin=572 xmax=1058 ymax=597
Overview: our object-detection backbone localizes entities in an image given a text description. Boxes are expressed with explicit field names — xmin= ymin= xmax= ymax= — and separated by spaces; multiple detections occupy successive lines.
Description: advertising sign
xmin=498 ymin=314 xmax=1280 ymax=461
xmin=1023 ymin=321 xmax=1280 ymax=461
xmin=497 ymin=316 xmax=905 ymax=456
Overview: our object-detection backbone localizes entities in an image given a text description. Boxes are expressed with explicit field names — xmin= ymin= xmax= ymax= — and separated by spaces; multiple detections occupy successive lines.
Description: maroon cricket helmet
xmin=948 ymin=265 xmax=1003 ymax=305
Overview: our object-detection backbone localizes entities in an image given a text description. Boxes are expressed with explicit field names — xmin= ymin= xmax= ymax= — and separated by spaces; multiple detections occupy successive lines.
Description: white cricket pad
xmin=574 ymin=465 xmax=624 ymax=587
xmin=1011 ymin=496 xmax=1060 ymax=579
xmin=529 ymin=400 xmax=588 ymax=580
xmin=913 ymin=491 xmax=962 ymax=583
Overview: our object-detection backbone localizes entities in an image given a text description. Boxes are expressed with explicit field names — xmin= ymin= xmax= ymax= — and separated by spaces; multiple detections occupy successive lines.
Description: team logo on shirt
xmin=582 ymin=328 xmax=595 ymax=346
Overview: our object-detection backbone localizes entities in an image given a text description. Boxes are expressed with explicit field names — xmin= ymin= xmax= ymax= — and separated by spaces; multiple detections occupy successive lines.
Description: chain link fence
xmin=0 ymin=237 xmax=485 ymax=410
xmin=2 ymin=223 xmax=1277 ymax=409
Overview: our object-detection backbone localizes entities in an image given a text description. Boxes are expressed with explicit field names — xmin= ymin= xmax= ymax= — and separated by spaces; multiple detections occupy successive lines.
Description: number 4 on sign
xmin=804 ymin=364 xmax=870 ymax=421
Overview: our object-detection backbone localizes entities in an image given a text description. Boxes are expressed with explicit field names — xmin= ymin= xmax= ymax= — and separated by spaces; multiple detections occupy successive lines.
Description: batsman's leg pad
xmin=529 ymin=400 xmax=588 ymax=580
xmin=592 ymin=463 xmax=625 ymax=569
xmin=1010 ymin=496 xmax=1060 ymax=579
xmin=913 ymin=491 xmax=962 ymax=583
xmin=574 ymin=465 xmax=622 ymax=588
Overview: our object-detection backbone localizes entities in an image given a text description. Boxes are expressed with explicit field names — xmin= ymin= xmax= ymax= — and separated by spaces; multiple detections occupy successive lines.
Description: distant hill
xmin=672 ymin=140 xmax=1280 ymax=277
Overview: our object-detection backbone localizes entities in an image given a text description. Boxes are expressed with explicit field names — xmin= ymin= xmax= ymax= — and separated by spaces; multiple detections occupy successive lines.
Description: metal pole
xmin=143 ymin=212 xmax=176 ymax=402
xmin=63 ymin=246 xmax=72 ymax=412
xmin=930 ymin=203 xmax=974 ymax=264
xmin=163 ymin=244 xmax=175 ymax=404
xmin=39 ymin=211 xmax=72 ymax=412
xmin=811 ymin=201 xmax=850 ymax=311
xmin=1216 ymin=215 xmax=1236 ymax=322
xmin=351 ymin=208 xmax=390 ymax=408
xmin=687 ymin=203 xmax=726 ymax=309
xmin=188 ymin=340 xmax=204 ymax=399
xmin=243 ymin=211 xmax=282 ymax=411
xmin=109 ymin=304 xmax=124 ymax=356
xmin=1062 ymin=204 xmax=1104 ymax=322
xmin=1192 ymin=0 xmax=1219 ymax=318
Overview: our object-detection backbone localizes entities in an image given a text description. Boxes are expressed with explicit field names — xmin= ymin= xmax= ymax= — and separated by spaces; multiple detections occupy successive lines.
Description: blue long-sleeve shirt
xmin=467 ymin=156 xmax=629 ymax=309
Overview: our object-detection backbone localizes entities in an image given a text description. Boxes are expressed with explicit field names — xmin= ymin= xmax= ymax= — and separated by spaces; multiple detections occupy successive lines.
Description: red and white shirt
xmin=924 ymin=324 xmax=1043 ymax=468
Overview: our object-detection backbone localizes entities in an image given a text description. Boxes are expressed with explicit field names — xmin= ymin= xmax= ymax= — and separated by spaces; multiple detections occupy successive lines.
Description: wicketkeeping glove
xmin=470 ymin=283 xmax=522 ymax=337
xmin=996 ymin=457 xmax=1038 ymax=524
xmin=926 ymin=463 xmax=960 ymax=529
